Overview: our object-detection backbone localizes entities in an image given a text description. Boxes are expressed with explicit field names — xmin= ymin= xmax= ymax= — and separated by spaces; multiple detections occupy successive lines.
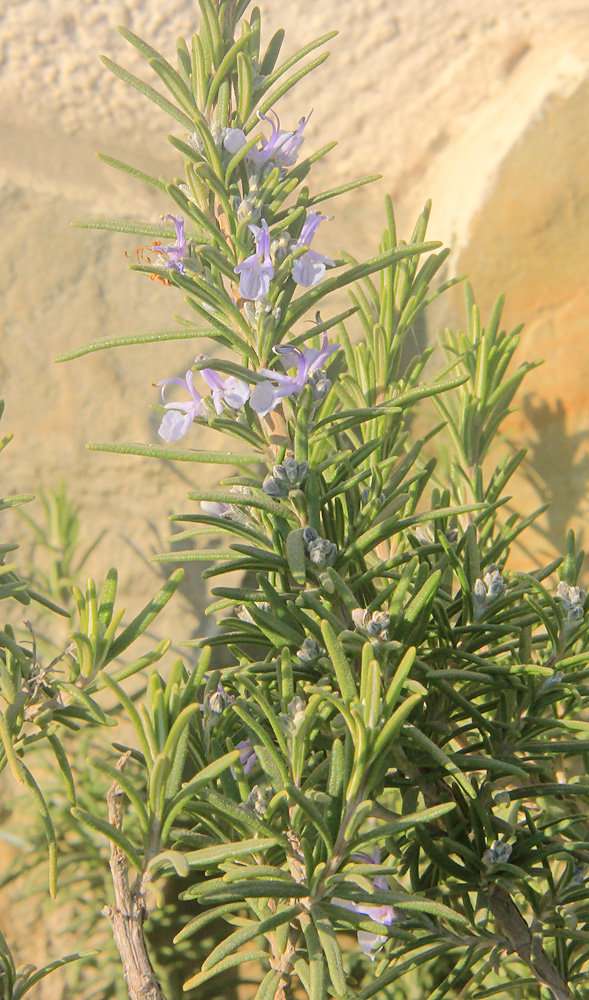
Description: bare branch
xmin=102 ymin=753 xmax=167 ymax=1000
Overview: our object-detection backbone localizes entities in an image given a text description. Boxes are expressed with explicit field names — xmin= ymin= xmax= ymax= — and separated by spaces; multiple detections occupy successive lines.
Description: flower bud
xmin=482 ymin=840 xmax=512 ymax=867
xmin=296 ymin=637 xmax=326 ymax=664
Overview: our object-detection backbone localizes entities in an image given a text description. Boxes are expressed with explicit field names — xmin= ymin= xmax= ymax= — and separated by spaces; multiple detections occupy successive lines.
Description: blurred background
xmin=1 ymin=0 xmax=589 ymax=990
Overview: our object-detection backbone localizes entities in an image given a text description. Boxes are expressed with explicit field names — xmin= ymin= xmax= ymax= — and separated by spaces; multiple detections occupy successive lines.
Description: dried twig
xmin=102 ymin=753 xmax=166 ymax=1000
xmin=489 ymin=884 xmax=573 ymax=1000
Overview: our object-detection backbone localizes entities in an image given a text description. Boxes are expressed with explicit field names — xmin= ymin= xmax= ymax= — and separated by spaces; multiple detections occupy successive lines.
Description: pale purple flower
xmin=292 ymin=211 xmax=335 ymax=287
xmin=200 ymin=368 xmax=251 ymax=415
xmin=156 ymin=369 xmax=203 ymax=442
xmin=200 ymin=501 xmax=233 ymax=517
xmin=249 ymin=333 xmax=339 ymax=418
xmin=333 ymin=849 xmax=397 ymax=961
xmin=224 ymin=110 xmax=312 ymax=169
xmin=156 ymin=359 xmax=249 ymax=442
xmin=234 ymin=221 xmax=274 ymax=301
xmin=153 ymin=215 xmax=189 ymax=274
xmin=231 ymin=739 xmax=257 ymax=777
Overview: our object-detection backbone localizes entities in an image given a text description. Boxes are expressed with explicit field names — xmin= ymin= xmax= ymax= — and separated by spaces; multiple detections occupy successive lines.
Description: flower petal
xmin=158 ymin=408 xmax=193 ymax=442
xmin=249 ymin=380 xmax=286 ymax=417
xmin=224 ymin=128 xmax=247 ymax=154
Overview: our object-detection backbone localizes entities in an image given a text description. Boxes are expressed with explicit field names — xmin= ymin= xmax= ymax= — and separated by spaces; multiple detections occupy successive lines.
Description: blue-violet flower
xmin=156 ymin=369 xmax=203 ymax=442
xmin=153 ymin=215 xmax=189 ymax=274
xmin=333 ymin=849 xmax=397 ymax=960
xmin=249 ymin=333 xmax=339 ymax=418
xmin=224 ymin=110 xmax=311 ymax=169
xmin=157 ymin=361 xmax=249 ymax=441
xmin=234 ymin=220 xmax=274 ymax=301
xmin=235 ymin=739 xmax=257 ymax=775
xmin=292 ymin=211 xmax=335 ymax=287
xmin=201 ymin=368 xmax=251 ymax=415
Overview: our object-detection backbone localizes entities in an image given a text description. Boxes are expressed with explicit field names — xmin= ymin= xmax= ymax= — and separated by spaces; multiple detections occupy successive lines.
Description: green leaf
xmin=106 ymin=569 xmax=183 ymax=661
xmin=13 ymin=952 xmax=98 ymax=1000
xmin=283 ymin=242 xmax=442 ymax=330
xmin=287 ymin=784 xmax=334 ymax=851
xmin=173 ymin=901 xmax=243 ymax=943
xmin=183 ymin=950 xmax=269 ymax=991
xmin=88 ymin=441 xmax=263 ymax=466
xmin=321 ymin=621 xmax=357 ymax=704
xmin=72 ymin=807 xmax=143 ymax=872
xmin=311 ymin=905 xmax=349 ymax=997
xmin=183 ymin=878 xmax=308 ymax=902
xmin=185 ymin=837 xmax=279 ymax=868
xmin=148 ymin=849 xmax=190 ymax=878
xmin=94 ymin=154 xmax=168 ymax=191
xmin=55 ymin=326 xmax=212 ymax=362
xmin=286 ymin=528 xmax=308 ymax=587
xmin=353 ymin=801 xmax=457 ymax=849
xmin=100 ymin=55 xmax=196 ymax=129
xmin=203 ymin=905 xmax=300 ymax=971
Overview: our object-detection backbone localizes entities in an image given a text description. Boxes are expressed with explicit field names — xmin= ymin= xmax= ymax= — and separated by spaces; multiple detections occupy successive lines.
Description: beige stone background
xmin=1 ymin=0 xmax=589 ymax=991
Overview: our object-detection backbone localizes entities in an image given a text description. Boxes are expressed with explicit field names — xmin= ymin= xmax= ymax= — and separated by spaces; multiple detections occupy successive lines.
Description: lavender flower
xmin=482 ymin=840 xmax=513 ymax=867
xmin=291 ymin=211 xmax=335 ymax=287
xmin=156 ymin=360 xmax=249 ymax=441
xmin=333 ymin=849 xmax=398 ymax=960
xmin=202 ymin=682 xmax=233 ymax=723
xmin=246 ymin=783 xmax=268 ymax=816
xmin=235 ymin=739 xmax=257 ymax=775
xmin=200 ymin=368 xmax=251 ymax=415
xmin=224 ymin=110 xmax=312 ymax=169
xmin=249 ymin=334 xmax=339 ymax=418
xmin=156 ymin=369 xmax=203 ymax=442
xmin=200 ymin=501 xmax=233 ymax=517
xmin=153 ymin=215 xmax=189 ymax=274
xmin=281 ymin=695 xmax=306 ymax=736
xmin=473 ymin=563 xmax=505 ymax=621
xmin=234 ymin=220 xmax=275 ymax=301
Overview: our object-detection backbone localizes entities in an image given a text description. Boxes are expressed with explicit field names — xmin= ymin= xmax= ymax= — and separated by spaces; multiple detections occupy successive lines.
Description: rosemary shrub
xmin=2 ymin=4 xmax=589 ymax=1000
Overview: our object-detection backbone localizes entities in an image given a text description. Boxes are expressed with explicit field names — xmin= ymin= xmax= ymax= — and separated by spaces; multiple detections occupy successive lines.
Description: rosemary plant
xmin=2 ymin=3 xmax=589 ymax=1000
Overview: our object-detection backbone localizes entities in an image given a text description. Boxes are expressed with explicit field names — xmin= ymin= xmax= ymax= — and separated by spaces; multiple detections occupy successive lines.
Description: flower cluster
xmin=482 ymin=840 xmax=513 ymax=867
xmin=224 ymin=109 xmax=312 ymax=170
xmin=250 ymin=334 xmax=339 ymax=418
xmin=153 ymin=215 xmax=190 ymax=274
xmin=296 ymin=637 xmax=326 ymax=664
xmin=156 ymin=336 xmax=339 ymax=440
xmin=262 ymin=458 xmax=309 ymax=497
xmin=281 ymin=695 xmax=306 ymax=737
xmin=303 ymin=526 xmax=337 ymax=569
xmin=557 ymin=580 xmax=586 ymax=636
xmin=156 ymin=361 xmax=250 ymax=442
xmin=352 ymin=608 xmax=390 ymax=640
xmin=234 ymin=210 xmax=333 ymax=302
